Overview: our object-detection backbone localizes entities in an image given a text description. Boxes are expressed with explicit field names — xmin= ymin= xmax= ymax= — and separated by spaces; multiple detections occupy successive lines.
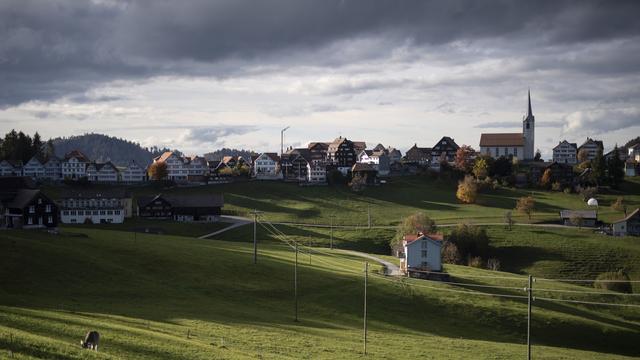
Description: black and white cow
xmin=80 ymin=331 xmax=100 ymax=351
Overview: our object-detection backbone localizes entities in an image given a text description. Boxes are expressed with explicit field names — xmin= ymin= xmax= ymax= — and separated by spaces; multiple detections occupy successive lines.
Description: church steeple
xmin=527 ymin=88 xmax=533 ymax=118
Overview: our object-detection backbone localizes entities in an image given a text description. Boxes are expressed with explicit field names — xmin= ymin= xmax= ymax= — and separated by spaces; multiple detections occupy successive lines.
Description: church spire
xmin=527 ymin=88 xmax=533 ymax=118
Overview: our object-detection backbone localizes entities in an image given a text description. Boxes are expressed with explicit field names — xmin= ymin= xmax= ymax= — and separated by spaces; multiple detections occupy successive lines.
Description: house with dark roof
xmin=44 ymin=155 xmax=62 ymax=181
xmin=577 ymin=138 xmax=604 ymax=162
xmin=327 ymin=137 xmax=358 ymax=175
xmin=405 ymin=144 xmax=432 ymax=165
xmin=86 ymin=161 xmax=120 ymax=183
xmin=431 ymin=136 xmax=460 ymax=163
xmin=357 ymin=149 xmax=390 ymax=176
xmin=351 ymin=163 xmax=378 ymax=185
xmin=559 ymin=210 xmax=597 ymax=227
xmin=137 ymin=193 xmax=224 ymax=222
xmin=57 ymin=188 xmax=132 ymax=224
xmin=62 ymin=150 xmax=90 ymax=179
xmin=1 ymin=186 xmax=57 ymax=229
xmin=612 ymin=208 xmax=640 ymax=237
xmin=0 ymin=159 xmax=23 ymax=177
xmin=23 ymin=155 xmax=46 ymax=179
xmin=399 ymin=233 xmax=443 ymax=274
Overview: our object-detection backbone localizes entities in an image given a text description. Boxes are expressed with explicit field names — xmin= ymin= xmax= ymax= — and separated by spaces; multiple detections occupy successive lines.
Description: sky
xmin=1 ymin=0 xmax=639 ymax=158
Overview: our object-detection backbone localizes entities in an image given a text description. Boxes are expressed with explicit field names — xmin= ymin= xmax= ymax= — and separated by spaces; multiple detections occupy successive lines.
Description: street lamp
xmin=281 ymin=126 xmax=290 ymax=157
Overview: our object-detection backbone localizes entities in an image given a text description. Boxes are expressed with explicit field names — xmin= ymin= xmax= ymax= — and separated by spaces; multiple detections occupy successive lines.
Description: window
xmin=38 ymin=198 xmax=42 ymax=204
xmin=28 ymin=217 xmax=33 ymax=225
xmin=421 ymin=250 xmax=428 ymax=258
xmin=48 ymin=216 xmax=53 ymax=224
xmin=46 ymin=204 xmax=51 ymax=213
xmin=29 ymin=205 xmax=35 ymax=213
xmin=514 ymin=147 xmax=518 ymax=156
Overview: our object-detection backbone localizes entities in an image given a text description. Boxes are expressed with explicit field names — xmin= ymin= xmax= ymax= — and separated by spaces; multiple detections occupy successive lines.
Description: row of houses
xmin=0 ymin=150 xmax=146 ymax=183
xmin=0 ymin=177 xmax=224 ymax=229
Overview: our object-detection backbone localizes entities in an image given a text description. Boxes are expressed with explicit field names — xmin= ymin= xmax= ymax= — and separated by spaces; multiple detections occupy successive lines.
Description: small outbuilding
xmin=137 ymin=193 xmax=224 ymax=222
xmin=559 ymin=210 xmax=597 ymax=227
xmin=612 ymin=208 xmax=640 ymax=237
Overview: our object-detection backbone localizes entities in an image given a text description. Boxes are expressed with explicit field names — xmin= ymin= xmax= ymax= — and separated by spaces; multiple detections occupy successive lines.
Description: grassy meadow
xmin=1 ymin=228 xmax=639 ymax=359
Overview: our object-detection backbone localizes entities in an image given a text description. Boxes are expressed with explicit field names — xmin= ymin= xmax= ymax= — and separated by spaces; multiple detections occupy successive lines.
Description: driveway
xmin=336 ymin=249 xmax=402 ymax=276
xmin=198 ymin=215 xmax=252 ymax=239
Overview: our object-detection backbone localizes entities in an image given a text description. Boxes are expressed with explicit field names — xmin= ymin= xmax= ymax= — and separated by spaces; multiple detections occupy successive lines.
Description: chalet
xmin=399 ymin=233 xmax=443 ymax=274
xmin=1 ymin=189 xmax=58 ymax=229
xmin=552 ymin=140 xmax=578 ymax=164
xmin=577 ymin=138 xmax=604 ymax=162
xmin=62 ymin=150 xmax=90 ymax=179
xmin=559 ymin=210 xmax=597 ymax=227
xmin=23 ymin=155 xmax=46 ymax=179
xmin=0 ymin=160 xmax=23 ymax=177
xmin=431 ymin=136 xmax=460 ymax=163
xmin=282 ymin=148 xmax=316 ymax=182
xmin=86 ymin=161 xmax=119 ymax=183
xmin=58 ymin=188 xmax=131 ymax=224
xmin=327 ymin=137 xmax=357 ymax=174
xmin=253 ymin=152 xmax=282 ymax=180
xmin=138 ymin=194 xmax=224 ymax=222
xmin=351 ymin=163 xmax=378 ymax=185
xmin=387 ymin=147 xmax=402 ymax=164
xmin=625 ymin=160 xmax=639 ymax=177
xmin=628 ymin=144 xmax=640 ymax=162
xmin=612 ymin=208 xmax=640 ymax=237
xmin=43 ymin=155 xmax=62 ymax=181
xmin=357 ymin=150 xmax=390 ymax=176
xmin=187 ymin=156 xmax=208 ymax=177
xmin=121 ymin=160 xmax=146 ymax=182
xmin=405 ymin=144 xmax=432 ymax=165
xmin=153 ymin=151 xmax=188 ymax=181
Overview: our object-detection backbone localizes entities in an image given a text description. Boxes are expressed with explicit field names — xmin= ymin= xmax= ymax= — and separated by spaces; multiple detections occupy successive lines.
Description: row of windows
xmin=28 ymin=204 xmax=53 ymax=213
xmin=27 ymin=216 xmax=54 ymax=225
xmin=63 ymin=210 xmax=121 ymax=216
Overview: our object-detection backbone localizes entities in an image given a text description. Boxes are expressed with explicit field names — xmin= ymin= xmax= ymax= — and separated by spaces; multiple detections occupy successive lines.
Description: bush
xmin=442 ymin=242 xmax=461 ymax=264
xmin=456 ymin=175 xmax=478 ymax=204
xmin=578 ymin=186 xmax=597 ymax=201
xmin=551 ymin=181 xmax=562 ymax=191
xmin=467 ymin=256 xmax=483 ymax=268
xmin=448 ymin=223 xmax=489 ymax=259
xmin=593 ymin=270 xmax=632 ymax=293
xmin=486 ymin=258 xmax=500 ymax=271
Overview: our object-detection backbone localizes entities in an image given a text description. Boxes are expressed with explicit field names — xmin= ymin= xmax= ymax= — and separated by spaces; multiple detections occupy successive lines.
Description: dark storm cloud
xmin=1 ymin=0 xmax=639 ymax=106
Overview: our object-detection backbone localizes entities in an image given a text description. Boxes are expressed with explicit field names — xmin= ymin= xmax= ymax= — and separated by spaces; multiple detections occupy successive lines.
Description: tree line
xmin=0 ymin=129 xmax=54 ymax=163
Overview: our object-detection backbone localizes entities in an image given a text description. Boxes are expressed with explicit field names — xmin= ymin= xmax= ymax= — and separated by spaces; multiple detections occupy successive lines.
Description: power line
xmin=534 ymin=288 xmax=640 ymax=296
xmin=536 ymin=297 xmax=640 ymax=308
xmin=536 ymin=277 xmax=640 ymax=283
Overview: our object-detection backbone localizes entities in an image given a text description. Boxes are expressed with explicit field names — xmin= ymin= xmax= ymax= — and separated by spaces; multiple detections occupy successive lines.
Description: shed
xmin=612 ymin=208 xmax=640 ymax=236
xmin=559 ymin=210 xmax=597 ymax=227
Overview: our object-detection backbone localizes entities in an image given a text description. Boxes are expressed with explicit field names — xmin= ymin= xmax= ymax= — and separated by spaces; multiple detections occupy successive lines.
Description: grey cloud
xmin=1 ymin=0 xmax=640 ymax=106
xmin=476 ymin=120 xmax=565 ymax=129
xmin=179 ymin=126 xmax=257 ymax=146
xmin=561 ymin=108 xmax=640 ymax=135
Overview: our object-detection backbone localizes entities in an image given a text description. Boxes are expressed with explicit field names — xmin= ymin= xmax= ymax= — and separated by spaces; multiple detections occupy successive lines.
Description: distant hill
xmin=51 ymin=133 xmax=170 ymax=167
xmin=204 ymin=148 xmax=256 ymax=161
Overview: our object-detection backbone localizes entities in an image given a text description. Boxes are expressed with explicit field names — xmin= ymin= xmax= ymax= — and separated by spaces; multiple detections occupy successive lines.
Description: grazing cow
xmin=80 ymin=331 xmax=100 ymax=351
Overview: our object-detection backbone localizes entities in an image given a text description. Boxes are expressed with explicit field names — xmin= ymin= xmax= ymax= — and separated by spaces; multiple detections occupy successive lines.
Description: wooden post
xmin=294 ymin=241 xmax=299 ymax=322
xmin=527 ymin=275 xmax=533 ymax=360
xmin=330 ymin=215 xmax=334 ymax=250
xmin=364 ymin=262 xmax=368 ymax=355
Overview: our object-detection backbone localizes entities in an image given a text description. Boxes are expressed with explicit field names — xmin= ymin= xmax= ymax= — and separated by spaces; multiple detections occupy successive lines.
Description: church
xmin=479 ymin=91 xmax=535 ymax=161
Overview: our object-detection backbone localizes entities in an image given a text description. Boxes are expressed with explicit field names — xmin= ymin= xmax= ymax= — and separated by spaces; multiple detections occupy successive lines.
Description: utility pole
xmin=367 ymin=206 xmax=371 ymax=229
xmin=527 ymin=275 xmax=533 ymax=360
xmin=250 ymin=209 xmax=263 ymax=264
xmin=294 ymin=241 xmax=299 ymax=322
xmin=363 ymin=262 xmax=368 ymax=356
xmin=281 ymin=126 xmax=290 ymax=157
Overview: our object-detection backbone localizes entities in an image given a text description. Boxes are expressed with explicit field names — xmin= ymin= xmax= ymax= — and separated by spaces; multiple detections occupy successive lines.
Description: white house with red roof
xmin=253 ymin=152 xmax=282 ymax=180
xmin=400 ymin=233 xmax=443 ymax=274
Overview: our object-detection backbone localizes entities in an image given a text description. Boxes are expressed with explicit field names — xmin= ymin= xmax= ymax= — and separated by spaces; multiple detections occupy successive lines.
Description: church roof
xmin=480 ymin=133 xmax=524 ymax=147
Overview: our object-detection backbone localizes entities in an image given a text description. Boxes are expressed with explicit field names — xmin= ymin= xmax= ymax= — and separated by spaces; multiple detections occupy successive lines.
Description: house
xmin=121 ymin=160 xmax=146 ymax=183
xmin=62 ymin=150 xmax=90 ymax=179
xmin=58 ymin=188 xmax=131 ymax=224
xmin=399 ymin=233 xmax=443 ymax=274
xmin=327 ymin=137 xmax=358 ymax=174
xmin=0 ymin=160 xmax=23 ymax=177
xmin=577 ymin=138 xmax=604 ymax=162
xmin=386 ymin=147 xmax=402 ymax=164
xmin=138 ymin=193 xmax=224 ymax=222
xmin=559 ymin=210 xmax=597 ymax=227
xmin=23 ymin=155 xmax=46 ymax=179
xmin=431 ymin=136 xmax=460 ymax=163
xmin=86 ymin=161 xmax=119 ymax=182
xmin=628 ymin=144 xmax=640 ymax=162
xmin=43 ymin=155 xmax=62 ymax=181
xmin=405 ymin=144 xmax=432 ymax=165
xmin=153 ymin=151 xmax=189 ymax=181
xmin=253 ymin=152 xmax=282 ymax=180
xmin=529 ymin=162 xmax=575 ymax=186
xmin=357 ymin=150 xmax=390 ymax=176
xmin=625 ymin=160 xmax=639 ymax=177
xmin=1 ymin=189 xmax=58 ymax=229
xmin=552 ymin=140 xmax=578 ymax=164
xmin=351 ymin=163 xmax=378 ymax=185
xmin=612 ymin=208 xmax=640 ymax=236
xmin=187 ymin=156 xmax=208 ymax=177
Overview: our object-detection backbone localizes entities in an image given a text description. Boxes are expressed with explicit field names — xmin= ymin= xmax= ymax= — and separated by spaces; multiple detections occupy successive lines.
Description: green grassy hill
xmin=1 ymin=229 xmax=639 ymax=359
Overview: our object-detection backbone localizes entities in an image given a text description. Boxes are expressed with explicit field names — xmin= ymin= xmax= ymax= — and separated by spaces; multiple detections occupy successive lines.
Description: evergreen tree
xmin=32 ymin=132 xmax=43 ymax=158
xmin=591 ymin=149 xmax=606 ymax=185
xmin=607 ymin=146 xmax=625 ymax=188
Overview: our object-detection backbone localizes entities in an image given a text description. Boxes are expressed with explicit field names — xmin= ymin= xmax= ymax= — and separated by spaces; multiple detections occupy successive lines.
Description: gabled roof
xmin=578 ymin=138 xmax=604 ymax=150
xmin=353 ymin=141 xmax=367 ymax=152
xmin=221 ymin=156 xmax=236 ymax=164
xmin=163 ymin=193 xmax=224 ymax=208
xmin=559 ymin=210 xmax=597 ymax=219
xmin=308 ymin=142 xmax=329 ymax=150
xmin=351 ymin=163 xmax=377 ymax=172
xmin=614 ymin=208 xmax=640 ymax=224
xmin=373 ymin=143 xmax=386 ymax=152
xmin=7 ymin=189 xmax=43 ymax=209
xmin=258 ymin=152 xmax=280 ymax=162
xmin=553 ymin=140 xmax=577 ymax=151
xmin=404 ymin=233 xmax=444 ymax=246
xmin=64 ymin=150 xmax=90 ymax=162
xmin=433 ymin=136 xmax=460 ymax=150
xmin=480 ymin=133 xmax=524 ymax=147
xmin=0 ymin=159 xmax=24 ymax=167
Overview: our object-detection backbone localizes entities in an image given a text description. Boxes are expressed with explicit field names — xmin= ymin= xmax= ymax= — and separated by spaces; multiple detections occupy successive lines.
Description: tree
xmin=591 ymin=149 xmax=606 ymax=185
xmin=442 ymin=242 xmax=461 ymax=264
xmin=392 ymin=212 xmax=436 ymax=249
xmin=569 ymin=214 xmax=584 ymax=229
xmin=456 ymin=175 xmax=478 ymax=204
xmin=504 ymin=210 xmax=514 ymax=231
xmin=491 ymin=156 xmax=512 ymax=178
xmin=539 ymin=168 xmax=552 ymax=189
xmin=473 ymin=157 xmax=489 ymax=179
xmin=578 ymin=186 xmax=597 ymax=201
xmin=611 ymin=197 xmax=627 ymax=216
xmin=148 ymin=161 xmax=168 ymax=180
xmin=448 ymin=223 xmax=489 ymax=259
xmin=534 ymin=149 xmax=542 ymax=162
xmin=577 ymin=148 xmax=589 ymax=163
xmin=32 ymin=132 xmax=43 ymax=157
xmin=349 ymin=173 xmax=367 ymax=193
xmin=515 ymin=196 xmax=535 ymax=221
xmin=454 ymin=145 xmax=474 ymax=173
xmin=607 ymin=146 xmax=625 ymax=188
